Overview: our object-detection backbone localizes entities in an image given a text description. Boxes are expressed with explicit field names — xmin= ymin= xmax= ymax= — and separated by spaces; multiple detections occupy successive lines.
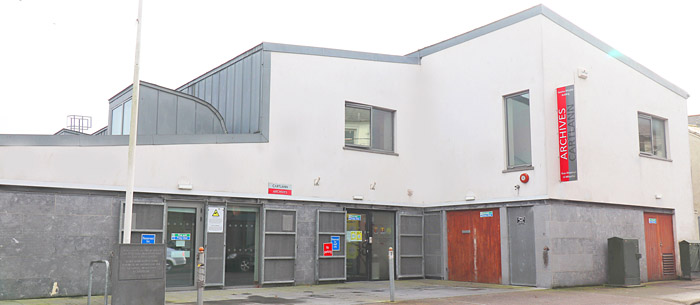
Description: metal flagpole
xmin=123 ymin=0 xmax=144 ymax=244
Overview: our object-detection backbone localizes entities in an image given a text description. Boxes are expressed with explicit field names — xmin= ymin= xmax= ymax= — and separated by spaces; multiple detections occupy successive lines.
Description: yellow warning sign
xmin=212 ymin=210 xmax=220 ymax=217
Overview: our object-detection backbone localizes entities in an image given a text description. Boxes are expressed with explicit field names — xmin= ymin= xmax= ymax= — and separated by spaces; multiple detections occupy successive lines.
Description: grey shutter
xmin=205 ymin=202 xmax=225 ymax=286
xmin=261 ymin=208 xmax=297 ymax=284
xmin=397 ymin=213 xmax=424 ymax=278
xmin=316 ymin=210 xmax=347 ymax=282
xmin=424 ymin=212 xmax=443 ymax=278
xmin=119 ymin=200 xmax=166 ymax=244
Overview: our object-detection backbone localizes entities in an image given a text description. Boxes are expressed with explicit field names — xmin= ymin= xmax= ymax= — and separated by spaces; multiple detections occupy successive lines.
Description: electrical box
xmin=607 ymin=237 xmax=641 ymax=286
xmin=679 ymin=240 xmax=700 ymax=280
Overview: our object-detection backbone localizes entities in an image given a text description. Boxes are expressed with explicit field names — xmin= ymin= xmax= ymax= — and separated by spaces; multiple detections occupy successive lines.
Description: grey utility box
xmin=607 ymin=237 xmax=642 ymax=287
xmin=679 ymin=240 xmax=700 ymax=280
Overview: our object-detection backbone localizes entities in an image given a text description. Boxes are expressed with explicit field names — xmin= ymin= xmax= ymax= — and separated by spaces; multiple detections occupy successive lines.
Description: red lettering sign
xmin=323 ymin=243 xmax=333 ymax=256
xmin=268 ymin=188 xmax=292 ymax=195
xmin=557 ymin=85 xmax=577 ymax=182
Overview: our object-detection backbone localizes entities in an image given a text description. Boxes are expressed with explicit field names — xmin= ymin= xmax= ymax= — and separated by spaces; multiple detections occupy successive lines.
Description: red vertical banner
xmin=557 ymin=85 xmax=577 ymax=182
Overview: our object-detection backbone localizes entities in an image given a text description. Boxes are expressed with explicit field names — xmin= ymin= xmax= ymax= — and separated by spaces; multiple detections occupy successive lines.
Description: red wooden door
xmin=644 ymin=213 xmax=676 ymax=281
xmin=447 ymin=209 xmax=501 ymax=283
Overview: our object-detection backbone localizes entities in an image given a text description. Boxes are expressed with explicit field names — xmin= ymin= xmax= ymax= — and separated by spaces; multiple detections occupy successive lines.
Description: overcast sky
xmin=1 ymin=0 xmax=698 ymax=134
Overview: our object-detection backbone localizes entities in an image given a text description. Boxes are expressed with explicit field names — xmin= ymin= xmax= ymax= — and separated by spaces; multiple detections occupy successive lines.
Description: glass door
xmin=225 ymin=206 xmax=260 ymax=286
xmin=166 ymin=205 xmax=202 ymax=288
xmin=346 ymin=210 xmax=370 ymax=281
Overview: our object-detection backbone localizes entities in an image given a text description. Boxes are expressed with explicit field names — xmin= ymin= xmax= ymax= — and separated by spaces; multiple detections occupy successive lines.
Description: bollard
xmin=388 ymin=247 xmax=395 ymax=302
xmin=197 ymin=246 xmax=206 ymax=305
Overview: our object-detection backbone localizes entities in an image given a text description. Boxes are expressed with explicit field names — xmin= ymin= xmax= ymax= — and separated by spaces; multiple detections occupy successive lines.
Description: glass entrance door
xmin=346 ymin=210 xmax=395 ymax=281
xmin=225 ymin=206 xmax=259 ymax=286
xmin=166 ymin=206 xmax=201 ymax=288
xmin=346 ymin=211 xmax=370 ymax=281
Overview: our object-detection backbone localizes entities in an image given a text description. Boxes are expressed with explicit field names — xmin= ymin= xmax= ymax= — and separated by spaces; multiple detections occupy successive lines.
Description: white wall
xmin=0 ymin=15 xmax=693 ymax=230
xmin=540 ymin=17 xmax=695 ymax=240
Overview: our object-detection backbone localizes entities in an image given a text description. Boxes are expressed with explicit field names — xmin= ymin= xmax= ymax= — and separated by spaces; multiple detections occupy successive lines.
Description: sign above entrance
xmin=557 ymin=85 xmax=578 ymax=182
xmin=323 ymin=243 xmax=333 ymax=256
xmin=207 ymin=207 xmax=224 ymax=233
xmin=480 ymin=211 xmax=493 ymax=218
xmin=268 ymin=183 xmax=292 ymax=196
xmin=649 ymin=218 xmax=657 ymax=224
xmin=348 ymin=214 xmax=361 ymax=221
xmin=171 ymin=233 xmax=191 ymax=241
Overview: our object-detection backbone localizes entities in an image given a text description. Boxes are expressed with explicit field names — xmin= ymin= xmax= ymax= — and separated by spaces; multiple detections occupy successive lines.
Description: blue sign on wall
xmin=330 ymin=236 xmax=340 ymax=251
xmin=480 ymin=211 xmax=493 ymax=218
xmin=141 ymin=234 xmax=156 ymax=244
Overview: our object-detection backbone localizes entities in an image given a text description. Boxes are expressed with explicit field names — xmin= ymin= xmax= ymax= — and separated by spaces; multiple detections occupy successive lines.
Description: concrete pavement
xmin=2 ymin=279 xmax=700 ymax=304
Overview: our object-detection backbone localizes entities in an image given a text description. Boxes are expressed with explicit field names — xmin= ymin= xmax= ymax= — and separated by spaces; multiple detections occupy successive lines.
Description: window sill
xmin=343 ymin=146 xmax=398 ymax=156
xmin=502 ymin=166 xmax=534 ymax=173
xmin=639 ymin=153 xmax=672 ymax=162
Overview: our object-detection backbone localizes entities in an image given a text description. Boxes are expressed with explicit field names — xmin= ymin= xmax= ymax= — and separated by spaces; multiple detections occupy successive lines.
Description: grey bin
xmin=607 ymin=237 xmax=642 ymax=287
xmin=679 ymin=240 xmax=700 ymax=280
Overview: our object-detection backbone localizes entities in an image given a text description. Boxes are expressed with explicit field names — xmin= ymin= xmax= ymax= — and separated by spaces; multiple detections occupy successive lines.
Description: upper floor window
xmin=111 ymin=100 xmax=132 ymax=135
xmin=504 ymin=91 xmax=532 ymax=169
xmin=345 ymin=102 xmax=394 ymax=152
xmin=638 ymin=113 xmax=667 ymax=159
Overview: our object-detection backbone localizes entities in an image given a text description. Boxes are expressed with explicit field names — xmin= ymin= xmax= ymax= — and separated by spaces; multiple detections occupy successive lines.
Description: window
xmin=345 ymin=102 xmax=394 ymax=152
xmin=504 ymin=91 xmax=532 ymax=168
xmin=111 ymin=100 xmax=133 ymax=135
xmin=638 ymin=113 xmax=667 ymax=158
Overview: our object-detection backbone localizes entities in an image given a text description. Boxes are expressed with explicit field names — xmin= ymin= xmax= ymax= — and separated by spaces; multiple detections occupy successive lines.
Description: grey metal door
xmin=508 ymin=206 xmax=536 ymax=286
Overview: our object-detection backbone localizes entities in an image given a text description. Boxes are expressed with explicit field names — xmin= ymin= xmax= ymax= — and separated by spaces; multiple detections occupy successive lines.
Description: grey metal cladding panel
xmin=212 ymin=73 xmax=220 ymax=110
xmin=196 ymin=81 xmax=204 ymax=100
xmin=319 ymin=212 xmax=345 ymax=233
xmin=176 ymin=96 xmax=196 ymax=135
xmin=424 ymin=235 xmax=441 ymax=255
xmin=400 ymin=257 xmax=423 ymax=275
xmin=218 ymin=67 xmax=228 ymax=132
xmin=264 ymin=235 xmax=295 ymax=257
xmin=400 ymin=236 xmax=422 ymax=255
xmin=157 ymin=91 xmax=177 ymax=135
xmin=137 ymin=86 xmax=159 ymax=136
xmin=194 ymin=104 xmax=214 ymax=134
xmin=241 ymin=56 xmax=252 ymax=133
xmin=424 ymin=255 xmax=442 ymax=276
xmin=400 ymin=215 xmax=422 ymax=235
xmin=424 ymin=214 xmax=441 ymax=235
xmin=233 ymin=62 xmax=243 ymax=133
xmin=250 ymin=52 xmax=261 ymax=133
xmin=225 ymin=66 xmax=234 ymax=134
xmin=205 ymin=231 xmax=225 ymax=285
xmin=508 ymin=206 xmax=536 ymax=286
xmin=204 ymin=76 xmax=213 ymax=105
xmin=264 ymin=259 xmax=294 ymax=282
xmin=319 ymin=259 xmax=344 ymax=279
xmin=260 ymin=51 xmax=271 ymax=139
xmin=265 ymin=210 xmax=296 ymax=232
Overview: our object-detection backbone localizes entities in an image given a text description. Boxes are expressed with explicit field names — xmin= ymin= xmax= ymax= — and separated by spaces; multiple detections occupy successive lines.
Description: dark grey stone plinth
xmin=112 ymin=243 xmax=166 ymax=305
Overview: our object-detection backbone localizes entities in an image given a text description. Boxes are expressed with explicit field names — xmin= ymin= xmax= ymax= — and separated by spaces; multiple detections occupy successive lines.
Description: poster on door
xmin=207 ymin=207 xmax=225 ymax=233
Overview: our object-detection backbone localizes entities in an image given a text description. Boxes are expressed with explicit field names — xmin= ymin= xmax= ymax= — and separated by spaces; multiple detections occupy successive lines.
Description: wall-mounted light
xmin=465 ymin=196 xmax=476 ymax=201
xmin=353 ymin=195 xmax=364 ymax=200
xmin=577 ymin=67 xmax=588 ymax=79
xmin=655 ymin=194 xmax=663 ymax=199
xmin=178 ymin=183 xmax=193 ymax=190
xmin=370 ymin=182 xmax=376 ymax=190
xmin=314 ymin=177 xmax=321 ymax=186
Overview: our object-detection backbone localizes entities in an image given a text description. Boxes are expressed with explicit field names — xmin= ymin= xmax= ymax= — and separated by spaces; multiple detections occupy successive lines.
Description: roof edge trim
xmin=539 ymin=6 xmax=689 ymax=99
xmin=406 ymin=4 xmax=544 ymax=58
xmin=261 ymin=42 xmax=420 ymax=65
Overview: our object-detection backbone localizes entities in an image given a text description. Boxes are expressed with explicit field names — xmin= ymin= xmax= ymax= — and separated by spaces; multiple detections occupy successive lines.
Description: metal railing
xmin=87 ymin=260 xmax=110 ymax=305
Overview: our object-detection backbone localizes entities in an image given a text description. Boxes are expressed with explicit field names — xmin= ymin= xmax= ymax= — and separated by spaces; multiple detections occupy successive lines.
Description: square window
xmin=504 ymin=91 xmax=532 ymax=168
xmin=345 ymin=103 xmax=394 ymax=152
xmin=638 ymin=113 xmax=667 ymax=158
